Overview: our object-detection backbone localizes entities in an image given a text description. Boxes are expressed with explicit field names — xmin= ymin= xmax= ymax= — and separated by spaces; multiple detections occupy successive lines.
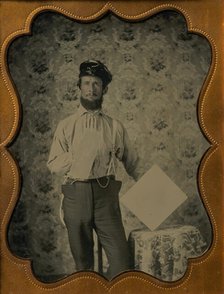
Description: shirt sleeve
xmin=120 ymin=124 xmax=144 ymax=181
xmin=47 ymin=121 xmax=72 ymax=175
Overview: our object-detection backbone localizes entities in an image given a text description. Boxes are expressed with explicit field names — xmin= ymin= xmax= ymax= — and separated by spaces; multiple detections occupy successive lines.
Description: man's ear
xmin=103 ymin=86 xmax=108 ymax=95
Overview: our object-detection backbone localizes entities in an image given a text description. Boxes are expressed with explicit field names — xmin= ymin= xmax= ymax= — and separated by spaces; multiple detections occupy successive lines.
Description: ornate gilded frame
xmin=0 ymin=1 xmax=223 ymax=293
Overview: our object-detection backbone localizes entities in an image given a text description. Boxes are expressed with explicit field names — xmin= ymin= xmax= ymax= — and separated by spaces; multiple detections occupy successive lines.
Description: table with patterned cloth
xmin=128 ymin=225 xmax=207 ymax=281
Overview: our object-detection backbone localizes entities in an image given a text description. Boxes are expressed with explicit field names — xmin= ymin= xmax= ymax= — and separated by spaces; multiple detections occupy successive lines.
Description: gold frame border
xmin=0 ymin=1 xmax=223 ymax=293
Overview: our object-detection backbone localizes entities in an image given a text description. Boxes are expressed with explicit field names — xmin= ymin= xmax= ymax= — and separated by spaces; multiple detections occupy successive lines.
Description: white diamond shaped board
xmin=120 ymin=165 xmax=188 ymax=231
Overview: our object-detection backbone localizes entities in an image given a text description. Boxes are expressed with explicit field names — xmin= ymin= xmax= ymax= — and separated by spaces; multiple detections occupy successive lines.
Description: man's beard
xmin=80 ymin=96 xmax=103 ymax=111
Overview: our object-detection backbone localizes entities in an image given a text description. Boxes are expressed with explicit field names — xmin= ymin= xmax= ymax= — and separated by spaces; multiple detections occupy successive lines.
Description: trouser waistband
xmin=64 ymin=175 xmax=115 ymax=184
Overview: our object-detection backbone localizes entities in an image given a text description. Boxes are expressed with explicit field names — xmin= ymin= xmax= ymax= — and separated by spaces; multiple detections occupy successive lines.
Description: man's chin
xmin=80 ymin=96 xmax=103 ymax=110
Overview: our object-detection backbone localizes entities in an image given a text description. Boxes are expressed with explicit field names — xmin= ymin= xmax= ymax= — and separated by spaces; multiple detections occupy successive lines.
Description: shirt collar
xmin=77 ymin=104 xmax=103 ymax=117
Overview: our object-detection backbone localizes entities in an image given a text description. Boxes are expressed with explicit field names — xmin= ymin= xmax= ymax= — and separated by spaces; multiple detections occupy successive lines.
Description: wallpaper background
xmin=8 ymin=11 xmax=212 ymax=282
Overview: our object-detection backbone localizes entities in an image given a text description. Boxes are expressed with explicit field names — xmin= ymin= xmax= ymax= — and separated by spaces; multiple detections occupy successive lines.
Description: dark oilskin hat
xmin=79 ymin=60 xmax=112 ymax=88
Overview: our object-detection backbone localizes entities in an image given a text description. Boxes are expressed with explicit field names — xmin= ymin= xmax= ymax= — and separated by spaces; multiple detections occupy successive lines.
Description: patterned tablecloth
xmin=128 ymin=225 xmax=207 ymax=281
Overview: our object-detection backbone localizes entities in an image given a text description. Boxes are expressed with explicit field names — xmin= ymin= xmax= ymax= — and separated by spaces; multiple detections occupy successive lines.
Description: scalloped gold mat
xmin=0 ymin=1 xmax=223 ymax=293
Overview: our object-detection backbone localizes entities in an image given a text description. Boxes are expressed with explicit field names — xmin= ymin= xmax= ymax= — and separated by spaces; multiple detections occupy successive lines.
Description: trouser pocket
xmin=61 ymin=184 xmax=76 ymax=199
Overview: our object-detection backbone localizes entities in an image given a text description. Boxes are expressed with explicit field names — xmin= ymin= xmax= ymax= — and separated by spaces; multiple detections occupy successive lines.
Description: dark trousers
xmin=62 ymin=178 xmax=130 ymax=280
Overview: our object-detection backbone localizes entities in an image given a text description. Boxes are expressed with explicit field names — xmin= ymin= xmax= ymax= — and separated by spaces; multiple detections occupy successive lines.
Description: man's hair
xmin=77 ymin=78 xmax=81 ymax=89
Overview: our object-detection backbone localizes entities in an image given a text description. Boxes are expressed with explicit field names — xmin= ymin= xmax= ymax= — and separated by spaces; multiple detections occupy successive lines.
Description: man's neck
xmin=78 ymin=103 xmax=102 ymax=117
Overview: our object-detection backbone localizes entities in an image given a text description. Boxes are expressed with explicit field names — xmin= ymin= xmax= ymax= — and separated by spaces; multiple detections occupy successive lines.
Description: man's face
xmin=80 ymin=75 xmax=104 ymax=101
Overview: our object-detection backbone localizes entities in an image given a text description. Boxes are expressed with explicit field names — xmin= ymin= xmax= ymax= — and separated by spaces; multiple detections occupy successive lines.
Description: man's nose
xmin=88 ymin=84 xmax=95 ymax=92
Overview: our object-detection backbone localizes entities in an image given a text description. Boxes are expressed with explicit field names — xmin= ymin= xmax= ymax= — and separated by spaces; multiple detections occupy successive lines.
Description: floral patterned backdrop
xmin=8 ymin=11 xmax=212 ymax=282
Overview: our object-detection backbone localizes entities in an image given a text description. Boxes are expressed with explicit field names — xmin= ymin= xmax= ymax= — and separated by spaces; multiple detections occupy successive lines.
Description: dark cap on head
xmin=79 ymin=60 xmax=112 ymax=88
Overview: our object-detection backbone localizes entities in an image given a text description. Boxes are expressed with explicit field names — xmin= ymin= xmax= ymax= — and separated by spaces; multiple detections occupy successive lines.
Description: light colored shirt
xmin=47 ymin=105 xmax=141 ymax=181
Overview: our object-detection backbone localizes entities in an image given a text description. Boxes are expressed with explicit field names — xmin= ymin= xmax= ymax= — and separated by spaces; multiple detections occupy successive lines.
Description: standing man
xmin=47 ymin=60 xmax=141 ymax=279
